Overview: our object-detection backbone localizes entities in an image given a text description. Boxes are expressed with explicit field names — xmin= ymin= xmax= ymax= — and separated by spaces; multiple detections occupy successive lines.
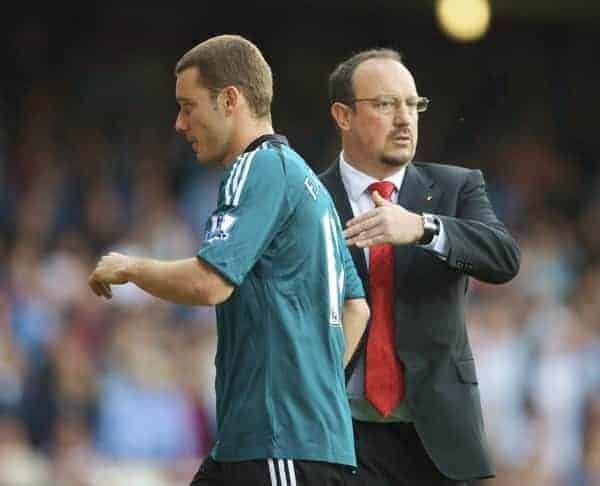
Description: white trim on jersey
xmin=232 ymin=149 xmax=257 ymax=206
xmin=224 ymin=152 xmax=248 ymax=206
xmin=322 ymin=213 xmax=341 ymax=325
xmin=224 ymin=142 xmax=270 ymax=207
xmin=267 ymin=458 xmax=296 ymax=486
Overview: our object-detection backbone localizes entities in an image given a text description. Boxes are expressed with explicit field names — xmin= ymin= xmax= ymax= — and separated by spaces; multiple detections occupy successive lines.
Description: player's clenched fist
xmin=88 ymin=252 xmax=131 ymax=299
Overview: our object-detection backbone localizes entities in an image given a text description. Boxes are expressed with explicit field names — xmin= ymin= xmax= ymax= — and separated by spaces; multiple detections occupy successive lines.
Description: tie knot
xmin=368 ymin=181 xmax=396 ymax=201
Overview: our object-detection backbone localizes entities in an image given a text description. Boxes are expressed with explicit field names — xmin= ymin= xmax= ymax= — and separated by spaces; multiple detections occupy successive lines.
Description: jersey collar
xmin=243 ymin=133 xmax=289 ymax=153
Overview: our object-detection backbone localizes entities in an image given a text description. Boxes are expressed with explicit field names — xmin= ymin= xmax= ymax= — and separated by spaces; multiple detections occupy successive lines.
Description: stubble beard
xmin=380 ymin=133 xmax=415 ymax=167
xmin=381 ymin=155 xmax=407 ymax=166
xmin=380 ymin=151 xmax=413 ymax=167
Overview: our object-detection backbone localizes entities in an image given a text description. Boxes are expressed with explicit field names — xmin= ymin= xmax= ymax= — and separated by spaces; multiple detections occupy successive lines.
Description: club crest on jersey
xmin=205 ymin=213 xmax=237 ymax=242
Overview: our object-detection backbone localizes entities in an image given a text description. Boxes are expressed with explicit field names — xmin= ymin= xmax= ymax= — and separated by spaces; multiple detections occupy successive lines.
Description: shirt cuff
xmin=418 ymin=215 xmax=448 ymax=260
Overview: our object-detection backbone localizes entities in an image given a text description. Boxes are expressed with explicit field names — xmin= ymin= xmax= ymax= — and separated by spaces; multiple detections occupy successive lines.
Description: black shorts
xmin=190 ymin=456 xmax=353 ymax=486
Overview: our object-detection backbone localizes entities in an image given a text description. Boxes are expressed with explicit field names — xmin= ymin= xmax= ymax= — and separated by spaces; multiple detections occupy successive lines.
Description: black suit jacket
xmin=320 ymin=160 xmax=520 ymax=480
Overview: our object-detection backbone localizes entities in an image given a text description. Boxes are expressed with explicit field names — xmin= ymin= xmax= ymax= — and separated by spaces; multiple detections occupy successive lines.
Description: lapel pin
xmin=427 ymin=195 xmax=432 ymax=201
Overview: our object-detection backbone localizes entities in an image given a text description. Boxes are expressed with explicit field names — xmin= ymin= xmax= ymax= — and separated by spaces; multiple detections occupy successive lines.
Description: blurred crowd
xmin=1 ymin=8 xmax=600 ymax=486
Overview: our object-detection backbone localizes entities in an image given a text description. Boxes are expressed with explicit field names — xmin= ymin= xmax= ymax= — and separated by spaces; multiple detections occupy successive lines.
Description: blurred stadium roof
xmin=292 ymin=0 xmax=600 ymax=22
xmin=5 ymin=1 xmax=600 ymax=24
xmin=495 ymin=0 xmax=600 ymax=20
xmin=3 ymin=0 xmax=599 ymax=41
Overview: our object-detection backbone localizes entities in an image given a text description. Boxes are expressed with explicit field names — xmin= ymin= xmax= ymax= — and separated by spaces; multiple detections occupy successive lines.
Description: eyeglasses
xmin=348 ymin=95 xmax=430 ymax=115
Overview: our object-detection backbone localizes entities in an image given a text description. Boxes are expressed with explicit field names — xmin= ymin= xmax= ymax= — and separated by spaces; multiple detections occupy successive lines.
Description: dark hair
xmin=175 ymin=34 xmax=273 ymax=119
xmin=328 ymin=48 xmax=403 ymax=105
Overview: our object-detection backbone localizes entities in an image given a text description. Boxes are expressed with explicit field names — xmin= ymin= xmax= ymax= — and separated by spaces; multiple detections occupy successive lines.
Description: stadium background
xmin=1 ymin=2 xmax=599 ymax=485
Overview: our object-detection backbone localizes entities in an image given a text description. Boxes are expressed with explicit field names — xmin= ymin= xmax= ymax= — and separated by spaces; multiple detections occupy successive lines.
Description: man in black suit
xmin=319 ymin=48 xmax=521 ymax=485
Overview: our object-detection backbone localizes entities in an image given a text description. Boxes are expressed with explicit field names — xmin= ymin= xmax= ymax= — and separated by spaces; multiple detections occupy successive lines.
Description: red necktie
xmin=364 ymin=181 xmax=404 ymax=417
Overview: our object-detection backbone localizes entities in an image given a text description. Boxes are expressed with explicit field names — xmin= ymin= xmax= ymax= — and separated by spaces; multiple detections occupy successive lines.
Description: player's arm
xmin=88 ymin=252 xmax=233 ymax=305
xmin=339 ymin=218 xmax=368 ymax=368
xmin=342 ymin=297 xmax=369 ymax=367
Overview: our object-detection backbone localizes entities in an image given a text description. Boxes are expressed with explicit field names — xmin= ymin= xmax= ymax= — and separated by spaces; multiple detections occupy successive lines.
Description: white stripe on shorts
xmin=277 ymin=459 xmax=288 ymax=486
xmin=267 ymin=458 xmax=297 ymax=486
xmin=287 ymin=459 xmax=297 ymax=486
xmin=268 ymin=458 xmax=278 ymax=485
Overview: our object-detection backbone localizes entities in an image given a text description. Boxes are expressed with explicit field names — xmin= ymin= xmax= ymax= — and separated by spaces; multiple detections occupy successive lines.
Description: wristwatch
xmin=418 ymin=213 xmax=440 ymax=245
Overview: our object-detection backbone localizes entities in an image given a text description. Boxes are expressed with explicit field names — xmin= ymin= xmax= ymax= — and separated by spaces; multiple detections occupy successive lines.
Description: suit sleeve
xmin=437 ymin=169 xmax=520 ymax=284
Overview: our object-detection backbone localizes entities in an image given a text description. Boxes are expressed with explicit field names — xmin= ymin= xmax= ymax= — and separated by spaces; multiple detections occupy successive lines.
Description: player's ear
xmin=330 ymin=102 xmax=352 ymax=131
xmin=220 ymin=86 xmax=240 ymax=115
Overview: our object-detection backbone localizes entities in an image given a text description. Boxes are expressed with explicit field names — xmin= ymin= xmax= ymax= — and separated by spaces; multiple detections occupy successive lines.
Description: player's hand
xmin=344 ymin=190 xmax=424 ymax=247
xmin=88 ymin=252 xmax=132 ymax=299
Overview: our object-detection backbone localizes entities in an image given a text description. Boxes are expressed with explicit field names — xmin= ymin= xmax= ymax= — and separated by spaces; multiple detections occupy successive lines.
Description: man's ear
xmin=330 ymin=102 xmax=352 ymax=131
xmin=220 ymin=86 xmax=240 ymax=114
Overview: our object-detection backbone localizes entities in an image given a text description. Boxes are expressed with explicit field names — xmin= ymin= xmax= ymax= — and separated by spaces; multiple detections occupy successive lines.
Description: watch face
xmin=424 ymin=215 xmax=438 ymax=233
xmin=419 ymin=215 xmax=439 ymax=246
xmin=418 ymin=214 xmax=437 ymax=245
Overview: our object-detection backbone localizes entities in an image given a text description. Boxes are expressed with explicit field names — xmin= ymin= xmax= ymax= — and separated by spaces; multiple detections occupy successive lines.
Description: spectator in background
xmin=0 ymin=414 xmax=51 ymax=486
xmin=320 ymin=48 xmax=520 ymax=485
xmin=89 ymin=34 xmax=370 ymax=486
xmin=95 ymin=308 xmax=199 ymax=460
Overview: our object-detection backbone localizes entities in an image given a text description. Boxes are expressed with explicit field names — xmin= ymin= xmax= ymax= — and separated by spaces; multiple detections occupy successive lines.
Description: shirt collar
xmin=243 ymin=133 xmax=289 ymax=153
xmin=339 ymin=151 xmax=407 ymax=203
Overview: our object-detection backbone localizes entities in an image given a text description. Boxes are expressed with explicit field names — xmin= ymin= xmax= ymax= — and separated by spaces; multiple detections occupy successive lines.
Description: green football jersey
xmin=197 ymin=135 xmax=364 ymax=466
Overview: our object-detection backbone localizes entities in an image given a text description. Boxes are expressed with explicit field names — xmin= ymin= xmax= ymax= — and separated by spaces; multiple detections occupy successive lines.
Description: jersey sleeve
xmin=197 ymin=149 xmax=288 ymax=286
xmin=342 ymin=241 xmax=365 ymax=300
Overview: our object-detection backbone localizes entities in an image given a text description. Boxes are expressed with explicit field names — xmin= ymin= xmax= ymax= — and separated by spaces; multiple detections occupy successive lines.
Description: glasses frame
xmin=347 ymin=95 xmax=430 ymax=114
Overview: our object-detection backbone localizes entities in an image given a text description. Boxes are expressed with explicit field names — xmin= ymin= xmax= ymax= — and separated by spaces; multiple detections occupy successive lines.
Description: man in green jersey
xmin=89 ymin=35 xmax=369 ymax=486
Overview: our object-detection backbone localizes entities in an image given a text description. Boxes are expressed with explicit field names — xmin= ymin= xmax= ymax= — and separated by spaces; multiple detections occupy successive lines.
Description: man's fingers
xmin=346 ymin=208 xmax=378 ymax=227
xmin=89 ymin=275 xmax=112 ymax=299
xmin=371 ymin=190 xmax=392 ymax=207
xmin=347 ymin=228 xmax=388 ymax=248
xmin=91 ymin=281 xmax=105 ymax=298
xmin=89 ymin=278 xmax=102 ymax=296
xmin=344 ymin=215 xmax=380 ymax=239
xmin=350 ymin=227 xmax=383 ymax=245
xmin=102 ymin=282 xmax=113 ymax=298
xmin=355 ymin=234 xmax=388 ymax=248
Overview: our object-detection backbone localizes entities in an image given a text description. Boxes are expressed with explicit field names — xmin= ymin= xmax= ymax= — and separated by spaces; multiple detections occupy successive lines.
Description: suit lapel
xmin=319 ymin=160 xmax=369 ymax=286
xmin=393 ymin=163 xmax=441 ymax=282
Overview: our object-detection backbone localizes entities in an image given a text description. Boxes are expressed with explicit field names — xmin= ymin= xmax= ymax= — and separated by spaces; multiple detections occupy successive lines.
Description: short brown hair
xmin=175 ymin=34 xmax=273 ymax=119
xmin=328 ymin=48 xmax=403 ymax=105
